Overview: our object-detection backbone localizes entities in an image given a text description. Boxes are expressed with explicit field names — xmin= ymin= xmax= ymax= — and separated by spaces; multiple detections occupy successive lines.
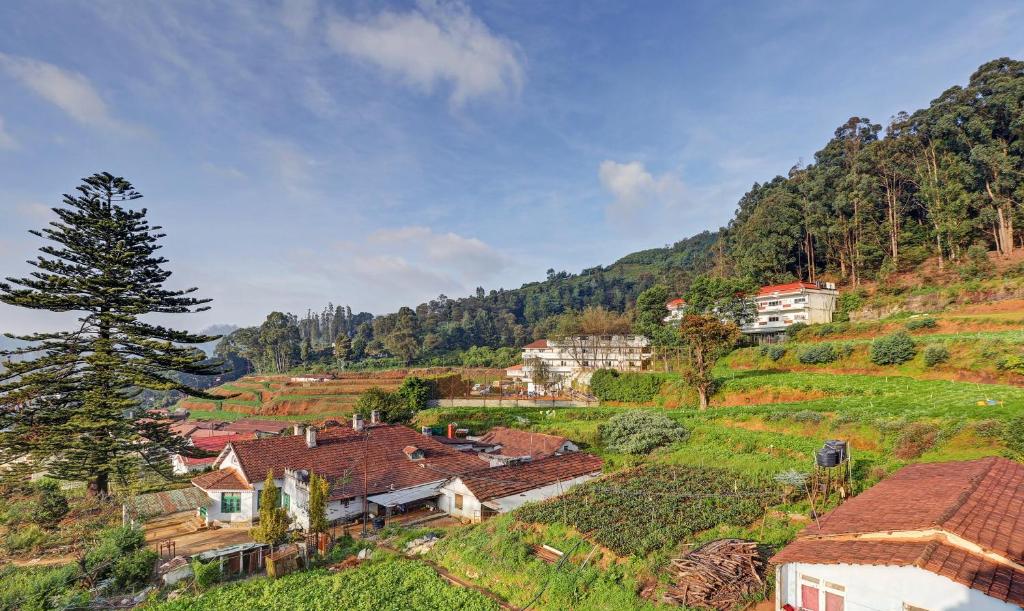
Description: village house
xmin=663 ymin=297 xmax=686 ymax=324
xmin=171 ymin=432 xmax=255 ymax=475
xmin=475 ymin=427 xmax=578 ymax=466
xmin=508 ymin=335 xmax=652 ymax=394
xmin=743 ymin=281 xmax=838 ymax=343
xmin=438 ymin=452 xmax=603 ymax=522
xmin=772 ymin=457 xmax=1024 ymax=611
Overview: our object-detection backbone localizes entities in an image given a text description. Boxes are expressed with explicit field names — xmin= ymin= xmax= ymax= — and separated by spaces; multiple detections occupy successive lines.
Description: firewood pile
xmin=662 ymin=539 xmax=765 ymax=609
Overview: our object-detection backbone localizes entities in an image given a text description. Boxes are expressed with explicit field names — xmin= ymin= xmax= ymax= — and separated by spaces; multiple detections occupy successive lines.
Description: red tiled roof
xmin=188 ymin=429 xmax=238 ymax=440
xmin=221 ymin=418 xmax=292 ymax=434
xmin=506 ymin=364 xmax=524 ymax=370
xmin=666 ymin=298 xmax=686 ymax=308
xmin=522 ymin=339 xmax=548 ymax=349
xmin=459 ymin=453 xmax=603 ymax=501
xmin=223 ymin=424 xmax=483 ymax=501
xmin=772 ymin=539 xmax=1024 ymax=606
xmin=773 ymin=457 xmax=1024 ymax=605
xmin=180 ymin=433 xmax=256 ymax=466
xmin=758 ymin=281 xmax=820 ymax=295
xmin=478 ymin=427 xmax=571 ymax=459
xmin=192 ymin=467 xmax=251 ymax=491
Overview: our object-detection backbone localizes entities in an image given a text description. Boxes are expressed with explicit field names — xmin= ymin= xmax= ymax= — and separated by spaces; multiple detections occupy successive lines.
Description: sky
xmin=1 ymin=0 xmax=1022 ymax=334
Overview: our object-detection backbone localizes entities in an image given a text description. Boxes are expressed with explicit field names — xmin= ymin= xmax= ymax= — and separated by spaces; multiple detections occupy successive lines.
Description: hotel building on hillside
xmin=506 ymin=336 xmax=652 ymax=394
xmin=743 ymin=281 xmax=838 ymax=343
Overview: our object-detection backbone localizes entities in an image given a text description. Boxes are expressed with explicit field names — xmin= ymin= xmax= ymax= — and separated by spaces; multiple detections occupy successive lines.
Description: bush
xmin=958 ymin=243 xmax=994 ymax=280
xmin=85 ymin=526 xmax=146 ymax=577
xmin=904 ymin=317 xmax=937 ymax=331
xmin=190 ymin=559 xmax=221 ymax=591
xmin=894 ymin=422 xmax=939 ymax=459
xmin=32 ymin=479 xmax=69 ymax=527
xmin=973 ymin=419 xmax=1004 ymax=439
xmin=870 ymin=332 xmax=916 ymax=366
xmin=0 ymin=565 xmax=89 ymax=611
xmin=759 ymin=345 xmax=786 ymax=361
xmin=355 ymin=387 xmax=412 ymax=424
xmin=600 ymin=411 xmax=688 ymax=454
xmin=797 ymin=344 xmax=837 ymax=365
xmin=785 ymin=322 xmax=808 ymax=340
xmin=4 ymin=524 xmax=48 ymax=553
xmin=112 ymin=548 xmax=158 ymax=590
xmin=589 ymin=369 xmax=664 ymax=403
xmin=1002 ymin=416 xmax=1024 ymax=455
xmin=997 ymin=354 xmax=1024 ymax=374
xmin=923 ymin=344 xmax=950 ymax=367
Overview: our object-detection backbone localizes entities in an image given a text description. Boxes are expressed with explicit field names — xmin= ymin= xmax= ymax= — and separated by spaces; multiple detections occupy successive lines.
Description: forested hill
xmin=221 ymin=57 xmax=1024 ymax=372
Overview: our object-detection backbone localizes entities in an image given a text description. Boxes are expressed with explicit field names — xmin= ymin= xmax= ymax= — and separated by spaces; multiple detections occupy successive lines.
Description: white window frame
xmin=798 ymin=573 xmax=845 ymax=611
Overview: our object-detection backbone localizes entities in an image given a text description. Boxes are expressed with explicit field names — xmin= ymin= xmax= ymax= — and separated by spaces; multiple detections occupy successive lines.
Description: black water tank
xmin=816 ymin=447 xmax=839 ymax=468
xmin=824 ymin=440 xmax=848 ymax=462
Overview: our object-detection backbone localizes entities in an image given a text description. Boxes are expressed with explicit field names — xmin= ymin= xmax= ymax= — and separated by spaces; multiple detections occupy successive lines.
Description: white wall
xmin=439 ymin=473 xmax=599 ymax=521
xmin=437 ymin=479 xmax=484 ymax=521
xmin=488 ymin=472 xmax=598 ymax=513
xmin=778 ymin=562 xmax=1018 ymax=611
xmin=201 ymin=488 xmax=257 ymax=524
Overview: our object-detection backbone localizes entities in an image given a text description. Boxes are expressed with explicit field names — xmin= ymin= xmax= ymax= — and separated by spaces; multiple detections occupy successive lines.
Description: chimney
xmin=421 ymin=426 xmax=432 ymax=436
xmin=447 ymin=422 xmax=456 ymax=439
xmin=370 ymin=410 xmax=381 ymax=425
xmin=352 ymin=413 xmax=365 ymax=432
xmin=293 ymin=423 xmax=305 ymax=436
xmin=305 ymin=426 xmax=317 ymax=448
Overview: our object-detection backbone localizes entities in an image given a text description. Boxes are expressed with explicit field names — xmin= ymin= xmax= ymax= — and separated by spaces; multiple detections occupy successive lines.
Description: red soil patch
xmin=715 ymin=388 xmax=830 ymax=407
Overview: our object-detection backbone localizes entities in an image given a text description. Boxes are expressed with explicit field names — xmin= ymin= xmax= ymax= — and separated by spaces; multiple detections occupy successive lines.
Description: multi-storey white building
xmin=507 ymin=335 xmax=652 ymax=394
xmin=663 ymin=298 xmax=686 ymax=324
xmin=743 ymin=281 xmax=838 ymax=343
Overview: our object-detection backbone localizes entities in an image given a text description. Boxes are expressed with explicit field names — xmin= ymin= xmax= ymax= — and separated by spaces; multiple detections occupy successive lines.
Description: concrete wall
xmin=437 ymin=479 xmax=484 ymax=521
xmin=427 ymin=398 xmax=595 ymax=408
xmin=778 ymin=561 xmax=1018 ymax=611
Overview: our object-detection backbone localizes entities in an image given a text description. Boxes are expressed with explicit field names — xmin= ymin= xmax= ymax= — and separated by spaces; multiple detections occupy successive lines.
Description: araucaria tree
xmin=251 ymin=470 xmax=290 ymax=544
xmin=0 ymin=173 xmax=223 ymax=496
xmin=678 ymin=314 xmax=741 ymax=410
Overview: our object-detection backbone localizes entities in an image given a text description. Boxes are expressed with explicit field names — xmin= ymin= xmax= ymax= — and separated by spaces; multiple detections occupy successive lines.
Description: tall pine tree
xmin=0 ymin=173 xmax=223 ymax=496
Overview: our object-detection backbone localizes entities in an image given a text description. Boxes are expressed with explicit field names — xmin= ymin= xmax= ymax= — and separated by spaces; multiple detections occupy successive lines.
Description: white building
xmin=438 ymin=453 xmax=603 ymax=522
xmin=772 ymin=457 xmax=1024 ymax=611
xmin=508 ymin=336 xmax=652 ymax=394
xmin=663 ymin=298 xmax=686 ymax=324
xmin=743 ymin=281 xmax=838 ymax=343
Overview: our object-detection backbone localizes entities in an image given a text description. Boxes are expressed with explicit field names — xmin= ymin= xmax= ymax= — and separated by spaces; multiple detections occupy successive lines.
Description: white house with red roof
xmin=744 ymin=281 xmax=838 ymax=343
xmin=509 ymin=336 xmax=651 ymax=394
xmin=664 ymin=297 xmax=687 ymax=323
xmin=171 ymin=432 xmax=256 ymax=475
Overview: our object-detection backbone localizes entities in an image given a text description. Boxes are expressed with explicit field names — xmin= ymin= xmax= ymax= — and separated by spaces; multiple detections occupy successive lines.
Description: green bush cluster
xmin=191 ymin=559 xmax=222 ymax=591
xmin=0 ymin=565 xmax=89 ymax=611
xmin=589 ymin=369 xmax=664 ymax=403
xmin=973 ymin=419 xmax=1004 ymax=439
xmin=32 ymin=479 xmax=69 ymax=527
xmin=997 ymin=354 xmax=1024 ymax=374
xmin=112 ymin=548 xmax=159 ymax=590
xmin=1003 ymin=416 xmax=1024 ymax=455
xmin=765 ymin=410 xmax=824 ymax=424
xmin=759 ymin=345 xmax=786 ymax=361
xmin=85 ymin=526 xmax=150 ymax=582
xmin=797 ymin=344 xmax=837 ymax=364
xmin=904 ymin=317 xmax=937 ymax=331
xmin=923 ymin=344 xmax=950 ymax=367
xmin=870 ymin=332 xmax=916 ymax=365
xmin=457 ymin=346 xmax=520 ymax=368
xmin=599 ymin=410 xmax=688 ymax=454
xmin=4 ymin=524 xmax=48 ymax=553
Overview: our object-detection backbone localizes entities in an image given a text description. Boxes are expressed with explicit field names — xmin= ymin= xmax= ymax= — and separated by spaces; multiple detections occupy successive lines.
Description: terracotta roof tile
xmin=478 ymin=427 xmax=571 ymax=459
xmin=192 ymin=467 xmax=251 ymax=491
xmin=459 ymin=453 xmax=603 ymax=501
xmin=221 ymin=418 xmax=293 ymax=434
xmin=758 ymin=281 xmax=821 ymax=295
xmin=522 ymin=339 xmax=548 ymax=349
xmin=224 ymin=424 xmax=483 ymax=501
xmin=180 ymin=433 xmax=256 ymax=466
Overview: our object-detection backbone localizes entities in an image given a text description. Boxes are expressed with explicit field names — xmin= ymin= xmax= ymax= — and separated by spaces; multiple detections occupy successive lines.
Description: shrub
xmin=791 ymin=410 xmax=825 ymax=424
xmin=4 ymin=524 xmax=48 ymax=553
xmin=112 ymin=548 xmax=158 ymax=590
xmin=600 ymin=411 xmax=688 ymax=454
xmin=85 ymin=526 xmax=146 ymax=577
xmin=870 ymin=332 xmax=916 ymax=365
xmin=32 ymin=479 xmax=69 ymax=527
xmin=973 ymin=419 xmax=1004 ymax=439
xmin=355 ymin=387 xmax=412 ymax=423
xmin=0 ymin=565 xmax=89 ymax=610
xmin=1002 ymin=416 xmax=1024 ymax=455
xmin=923 ymin=344 xmax=950 ymax=367
xmin=190 ymin=559 xmax=221 ymax=591
xmin=894 ymin=422 xmax=939 ymax=459
xmin=904 ymin=317 xmax=937 ymax=331
xmin=957 ymin=243 xmax=994 ymax=280
xmin=785 ymin=322 xmax=808 ymax=340
xmin=589 ymin=369 xmax=664 ymax=403
xmin=759 ymin=345 xmax=786 ymax=361
xmin=997 ymin=354 xmax=1024 ymax=374
xmin=797 ymin=344 xmax=837 ymax=365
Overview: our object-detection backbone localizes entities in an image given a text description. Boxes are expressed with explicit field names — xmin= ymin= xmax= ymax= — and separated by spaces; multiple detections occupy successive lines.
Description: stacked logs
xmin=662 ymin=539 xmax=765 ymax=609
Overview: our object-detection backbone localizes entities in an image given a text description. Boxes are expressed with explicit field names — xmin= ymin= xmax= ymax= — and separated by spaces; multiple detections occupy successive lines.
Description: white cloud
xmin=598 ymin=160 xmax=685 ymax=216
xmin=0 ymin=53 xmax=137 ymax=133
xmin=366 ymin=226 xmax=508 ymax=280
xmin=326 ymin=0 xmax=524 ymax=107
xmin=0 ymin=116 xmax=17 ymax=150
xmin=281 ymin=0 xmax=318 ymax=35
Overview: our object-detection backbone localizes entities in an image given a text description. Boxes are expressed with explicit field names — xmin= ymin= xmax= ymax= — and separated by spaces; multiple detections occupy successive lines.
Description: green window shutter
xmin=221 ymin=492 xmax=241 ymax=514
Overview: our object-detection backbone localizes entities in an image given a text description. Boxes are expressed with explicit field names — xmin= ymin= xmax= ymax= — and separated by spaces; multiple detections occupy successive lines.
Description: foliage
xmin=1003 ymin=416 xmax=1024 ymax=456
xmin=84 ymin=525 xmax=147 ymax=580
xmin=250 ymin=471 xmax=289 ymax=545
xmin=589 ymin=369 xmax=664 ymax=403
xmin=683 ymin=275 xmax=758 ymax=325
xmin=904 ymin=317 xmax=937 ymax=331
xmin=397 ymin=376 xmax=432 ymax=411
xmin=154 ymin=558 xmax=499 ymax=610
xmin=833 ymin=291 xmax=866 ymax=323
xmin=0 ymin=565 xmax=89 ymax=611
xmin=191 ymin=559 xmax=222 ymax=591
xmin=870 ymin=332 xmax=916 ymax=366
xmin=923 ymin=344 xmax=950 ymax=367
xmin=784 ymin=322 xmax=807 ymax=339
xmin=759 ymin=345 xmax=786 ymax=361
xmin=31 ymin=479 xmax=69 ymax=527
xmin=355 ymin=387 xmax=414 ymax=424
xmin=4 ymin=524 xmax=49 ymax=553
xmin=997 ymin=354 xmax=1024 ymax=374
xmin=457 ymin=346 xmax=520 ymax=368
xmin=957 ymin=244 xmax=996 ymax=280
xmin=0 ymin=173 xmax=222 ymax=495
xmin=894 ymin=422 xmax=940 ymax=459
xmin=516 ymin=465 xmax=775 ymax=556
xmin=679 ymin=314 xmax=741 ymax=409
xmin=112 ymin=548 xmax=158 ymax=590
xmin=308 ymin=472 xmax=330 ymax=535
xmin=599 ymin=411 xmax=688 ymax=454
xmin=797 ymin=344 xmax=837 ymax=364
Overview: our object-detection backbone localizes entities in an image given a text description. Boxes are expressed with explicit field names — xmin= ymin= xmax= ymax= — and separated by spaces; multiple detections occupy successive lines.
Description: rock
xmin=133 ymin=586 xmax=155 ymax=603
xmin=357 ymin=548 xmax=371 ymax=560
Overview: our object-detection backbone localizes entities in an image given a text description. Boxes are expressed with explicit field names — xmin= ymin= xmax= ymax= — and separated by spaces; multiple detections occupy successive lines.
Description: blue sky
xmin=1 ymin=0 xmax=1022 ymax=333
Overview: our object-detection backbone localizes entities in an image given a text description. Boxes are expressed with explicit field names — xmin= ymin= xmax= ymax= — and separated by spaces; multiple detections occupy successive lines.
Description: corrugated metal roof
xmin=125 ymin=486 xmax=210 ymax=518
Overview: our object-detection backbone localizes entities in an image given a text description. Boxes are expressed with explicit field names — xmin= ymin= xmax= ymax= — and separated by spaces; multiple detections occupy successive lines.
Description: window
xmin=799 ymin=575 xmax=844 ymax=611
xmin=281 ymin=492 xmax=291 ymax=510
xmin=767 ymin=300 xmax=781 ymax=307
xmin=768 ymin=316 xmax=780 ymax=322
xmin=221 ymin=492 xmax=241 ymax=514
xmin=795 ymin=297 xmax=806 ymax=303
xmin=454 ymin=494 xmax=464 ymax=510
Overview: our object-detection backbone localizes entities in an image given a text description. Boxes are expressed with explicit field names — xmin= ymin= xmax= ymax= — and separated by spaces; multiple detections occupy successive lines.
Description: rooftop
xmin=458 ymin=452 xmax=603 ymax=501
xmin=757 ymin=281 xmax=823 ymax=296
xmin=478 ymin=427 xmax=571 ymax=459
xmin=192 ymin=467 xmax=251 ymax=491
xmin=523 ymin=339 xmax=548 ymax=349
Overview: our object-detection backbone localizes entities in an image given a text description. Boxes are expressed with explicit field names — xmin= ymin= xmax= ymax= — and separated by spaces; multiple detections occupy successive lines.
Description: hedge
xmin=589 ymin=369 xmax=664 ymax=403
